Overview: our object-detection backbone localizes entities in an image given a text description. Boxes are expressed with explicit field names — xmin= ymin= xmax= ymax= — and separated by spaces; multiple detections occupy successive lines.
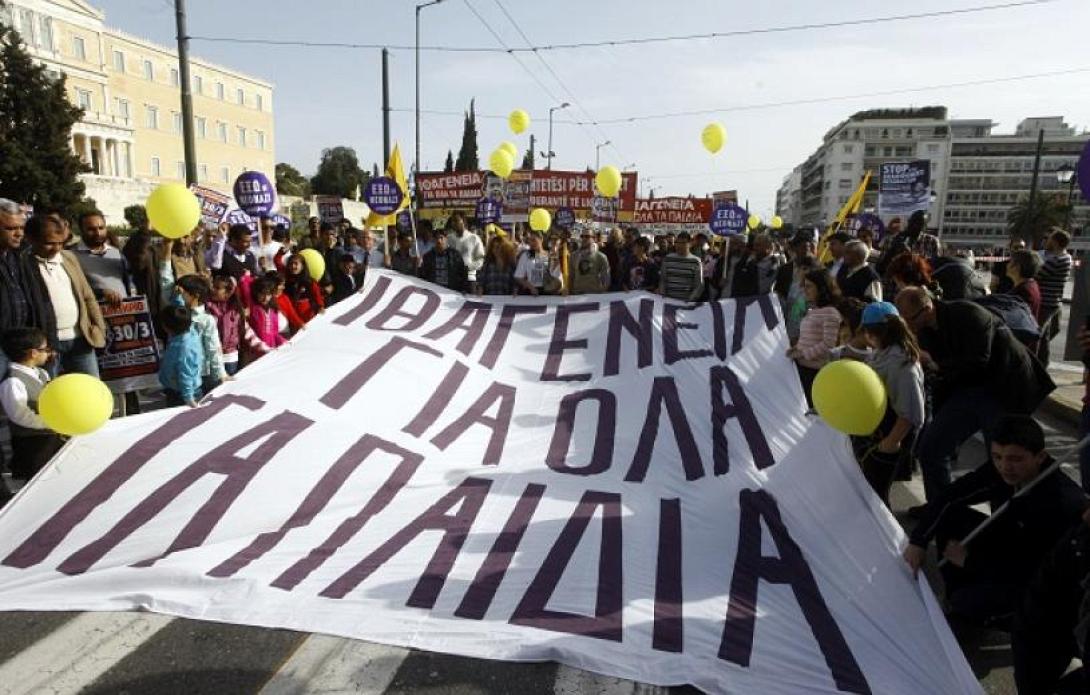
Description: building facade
xmin=1 ymin=0 xmax=275 ymax=221
xmin=942 ymin=117 xmax=1089 ymax=249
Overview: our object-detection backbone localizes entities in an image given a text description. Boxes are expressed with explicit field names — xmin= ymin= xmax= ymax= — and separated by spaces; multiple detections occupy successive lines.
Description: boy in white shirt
xmin=0 ymin=327 xmax=65 ymax=481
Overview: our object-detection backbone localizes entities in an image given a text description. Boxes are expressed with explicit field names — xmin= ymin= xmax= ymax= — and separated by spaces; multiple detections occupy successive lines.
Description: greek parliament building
xmin=776 ymin=108 xmax=1090 ymax=251
xmin=1 ymin=0 xmax=275 ymax=221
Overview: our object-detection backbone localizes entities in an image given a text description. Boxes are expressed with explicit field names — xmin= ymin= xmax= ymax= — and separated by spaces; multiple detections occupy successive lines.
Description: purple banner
xmin=475 ymin=197 xmax=502 ymax=224
xmin=364 ymin=176 xmax=404 ymax=216
xmin=709 ymin=203 xmax=748 ymax=236
xmin=554 ymin=207 xmax=575 ymax=229
xmin=233 ymin=171 xmax=277 ymax=217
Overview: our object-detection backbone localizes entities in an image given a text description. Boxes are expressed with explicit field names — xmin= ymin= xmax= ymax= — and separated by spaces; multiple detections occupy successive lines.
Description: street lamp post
xmin=595 ymin=140 xmax=611 ymax=170
xmin=1057 ymin=163 xmax=1077 ymax=230
xmin=415 ymin=0 xmax=444 ymax=177
xmin=543 ymin=102 xmax=570 ymax=170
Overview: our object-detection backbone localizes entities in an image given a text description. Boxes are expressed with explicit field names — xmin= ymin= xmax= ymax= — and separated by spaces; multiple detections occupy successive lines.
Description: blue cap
xmin=861 ymin=301 xmax=899 ymax=326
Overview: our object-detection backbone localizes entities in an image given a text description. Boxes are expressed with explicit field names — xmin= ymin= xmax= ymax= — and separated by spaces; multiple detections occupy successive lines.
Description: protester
xmin=206 ymin=275 xmax=261 ymax=375
xmin=749 ymin=233 xmax=781 ymax=295
xmin=386 ymin=231 xmax=421 ymax=277
xmin=257 ymin=216 xmax=283 ymax=272
xmin=621 ymin=237 xmax=660 ymax=292
xmin=283 ymin=254 xmax=325 ymax=324
xmin=170 ymin=229 xmax=208 ymax=279
xmin=885 ymin=253 xmax=939 ymax=297
xmin=446 ymin=212 xmax=485 ymax=294
xmin=786 ymin=269 xmax=842 ymax=406
xmin=825 ymin=231 xmax=852 ymax=278
xmin=173 ymin=274 xmax=229 ymax=395
xmin=513 ymin=231 xmax=559 ymax=296
xmin=991 ymin=237 xmax=1027 ymax=294
xmin=22 ymin=214 xmax=106 ymax=377
xmin=1004 ymin=248 xmax=1042 ymax=322
xmin=241 ymin=273 xmax=287 ymax=357
xmin=836 ymin=240 xmax=882 ymax=301
xmin=328 ymin=254 xmax=359 ymax=305
xmin=0 ymin=200 xmax=32 ymax=371
xmin=930 ymin=248 xmax=986 ymax=301
xmin=209 ymin=224 xmax=260 ymax=279
xmin=659 ymin=232 xmax=704 ymax=301
xmin=121 ymin=231 xmax=169 ymax=325
xmin=157 ymin=305 xmax=202 ymax=408
xmin=569 ymin=229 xmax=611 ymax=295
xmin=0 ymin=327 xmax=64 ymax=481
xmin=881 ymin=210 xmax=942 ymax=266
xmin=895 ymin=287 xmax=1055 ymax=503
xmin=856 ymin=302 xmax=925 ymax=505
xmin=478 ymin=236 xmax=516 ymax=296
xmin=353 ymin=229 xmax=383 ymax=282
xmin=73 ymin=210 xmax=132 ymax=304
xmin=903 ymin=415 xmax=1085 ymax=628
xmin=1036 ymin=228 xmax=1073 ymax=366
xmin=296 ymin=216 xmax=322 ymax=251
xmin=713 ymin=234 xmax=750 ymax=299
xmin=273 ymin=274 xmax=307 ymax=336
xmin=775 ymin=231 xmax=818 ymax=342
xmin=602 ymin=228 xmax=627 ymax=291
xmin=857 ymin=227 xmax=881 ymax=264
xmin=829 ymin=298 xmax=872 ymax=362
xmin=419 ymin=228 xmax=468 ymax=292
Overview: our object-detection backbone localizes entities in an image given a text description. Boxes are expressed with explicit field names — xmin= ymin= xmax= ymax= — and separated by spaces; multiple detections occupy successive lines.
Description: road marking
xmin=0 ymin=611 xmax=172 ymax=695
xmin=259 ymin=633 xmax=410 ymax=695
xmin=553 ymin=665 xmax=670 ymax=695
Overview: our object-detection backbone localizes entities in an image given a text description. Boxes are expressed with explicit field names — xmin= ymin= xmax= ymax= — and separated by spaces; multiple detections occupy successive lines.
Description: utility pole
xmin=174 ymin=0 xmax=197 ymax=186
xmin=381 ymin=48 xmax=390 ymax=168
xmin=1025 ymin=128 xmax=1045 ymax=244
xmin=415 ymin=0 xmax=445 ymax=177
xmin=527 ymin=134 xmax=535 ymax=170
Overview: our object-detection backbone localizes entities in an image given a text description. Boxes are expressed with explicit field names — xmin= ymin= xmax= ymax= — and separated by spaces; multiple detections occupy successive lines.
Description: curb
xmin=1040 ymin=393 xmax=1082 ymax=429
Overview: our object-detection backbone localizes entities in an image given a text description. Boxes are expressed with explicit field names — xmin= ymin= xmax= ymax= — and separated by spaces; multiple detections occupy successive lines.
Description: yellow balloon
xmin=747 ymin=214 xmax=761 ymax=230
xmin=595 ymin=165 xmax=622 ymax=198
xmin=771 ymin=215 xmax=784 ymax=230
xmin=529 ymin=208 xmax=552 ymax=232
xmin=489 ymin=149 xmax=514 ymax=179
xmin=509 ymin=109 xmax=530 ymax=135
xmin=146 ymin=183 xmax=201 ymax=239
xmin=701 ymin=122 xmax=727 ymax=154
xmin=499 ymin=141 xmax=519 ymax=162
xmin=812 ymin=360 xmax=888 ymax=435
xmin=38 ymin=373 xmax=113 ymax=436
xmin=297 ymin=248 xmax=325 ymax=282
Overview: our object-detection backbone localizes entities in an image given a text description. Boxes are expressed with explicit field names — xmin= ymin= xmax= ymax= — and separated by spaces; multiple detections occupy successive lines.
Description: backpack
xmin=974 ymin=293 xmax=1041 ymax=347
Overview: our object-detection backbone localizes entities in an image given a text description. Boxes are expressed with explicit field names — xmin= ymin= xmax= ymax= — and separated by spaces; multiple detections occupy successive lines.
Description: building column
xmin=125 ymin=141 xmax=134 ymax=178
xmin=81 ymin=135 xmax=92 ymax=168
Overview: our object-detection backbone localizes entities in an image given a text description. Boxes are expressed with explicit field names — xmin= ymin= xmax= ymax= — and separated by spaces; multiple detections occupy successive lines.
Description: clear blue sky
xmin=94 ymin=0 xmax=1090 ymax=216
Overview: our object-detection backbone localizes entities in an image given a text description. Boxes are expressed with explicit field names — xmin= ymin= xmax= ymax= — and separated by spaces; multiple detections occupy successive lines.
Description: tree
xmin=310 ymin=146 xmax=367 ymax=200
xmin=521 ymin=147 xmax=534 ymax=170
xmin=454 ymin=99 xmax=478 ymax=172
xmin=1007 ymin=192 xmax=1067 ymax=248
xmin=444 ymin=150 xmax=454 ymax=173
xmin=275 ymin=162 xmax=310 ymax=197
xmin=0 ymin=17 xmax=88 ymax=212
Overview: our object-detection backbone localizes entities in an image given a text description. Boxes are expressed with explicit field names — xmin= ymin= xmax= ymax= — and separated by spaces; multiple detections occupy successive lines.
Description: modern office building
xmin=0 ymin=0 xmax=275 ymax=220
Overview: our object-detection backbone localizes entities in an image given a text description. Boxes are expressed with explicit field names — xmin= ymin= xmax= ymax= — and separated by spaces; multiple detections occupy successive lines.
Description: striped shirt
xmin=1037 ymin=250 xmax=1072 ymax=314
xmin=660 ymin=253 xmax=703 ymax=301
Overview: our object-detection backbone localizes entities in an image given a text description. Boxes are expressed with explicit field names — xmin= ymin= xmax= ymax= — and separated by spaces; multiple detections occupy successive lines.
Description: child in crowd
xmin=174 ymin=274 xmax=230 ymax=396
xmin=857 ymin=302 xmax=926 ymax=506
xmin=329 ymin=254 xmax=360 ymax=305
xmin=282 ymin=254 xmax=325 ymax=324
xmin=274 ymin=274 xmax=307 ymax=336
xmin=830 ymin=297 xmax=873 ymax=362
xmin=242 ymin=273 xmax=287 ymax=359
xmin=0 ymin=328 xmax=65 ymax=482
xmin=786 ymin=269 xmax=843 ymax=406
xmin=157 ymin=305 xmax=202 ymax=408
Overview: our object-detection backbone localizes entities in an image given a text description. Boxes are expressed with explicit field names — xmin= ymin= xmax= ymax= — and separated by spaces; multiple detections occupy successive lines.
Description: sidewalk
xmin=1042 ymin=363 xmax=1084 ymax=428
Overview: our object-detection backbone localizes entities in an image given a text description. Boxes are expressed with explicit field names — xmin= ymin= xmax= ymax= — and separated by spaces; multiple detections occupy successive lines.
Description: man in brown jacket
xmin=22 ymin=213 xmax=106 ymax=377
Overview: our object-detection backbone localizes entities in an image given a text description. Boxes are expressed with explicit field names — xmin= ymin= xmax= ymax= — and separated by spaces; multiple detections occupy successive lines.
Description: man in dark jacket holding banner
xmin=896 ymin=287 xmax=1055 ymax=502
xmin=903 ymin=415 xmax=1085 ymax=628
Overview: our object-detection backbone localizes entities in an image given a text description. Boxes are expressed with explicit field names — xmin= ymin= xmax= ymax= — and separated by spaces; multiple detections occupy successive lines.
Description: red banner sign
xmin=634 ymin=197 xmax=713 ymax=225
xmin=416 ymin=172 xmax=487 ymax=209
xmin=417 ymin=170 xmax=639 ymax=217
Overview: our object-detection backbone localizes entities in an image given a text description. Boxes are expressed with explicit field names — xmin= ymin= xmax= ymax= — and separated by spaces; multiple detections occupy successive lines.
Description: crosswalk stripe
xmin=259 ymin=633 xmax=410 ymax=695
xmin=0 ymin=611 xmax=173 ymax=695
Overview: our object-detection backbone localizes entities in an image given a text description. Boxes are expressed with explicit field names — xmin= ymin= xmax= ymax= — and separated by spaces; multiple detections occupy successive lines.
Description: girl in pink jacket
xmin=239 ymin=273 xmax=287 ymax=360
xmin=787 ymin=269 xmax=843 ymax=406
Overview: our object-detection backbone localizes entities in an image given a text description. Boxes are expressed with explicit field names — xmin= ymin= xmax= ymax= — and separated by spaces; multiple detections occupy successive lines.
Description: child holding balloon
xmin=0 ymin=328 xmax=65 ymax=481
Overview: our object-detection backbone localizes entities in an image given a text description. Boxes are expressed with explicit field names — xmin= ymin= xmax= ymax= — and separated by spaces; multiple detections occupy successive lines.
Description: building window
xmin=193 ymin=75 xmax=203 ymax=94
xmin=840 ymin=162 xmax=852 ymax=171
xmin=927 ymin=143 xmax=940 ymax=154
xmin=72 ymin=35 xmax=86 ymax=61
xmin=842 ymin=144 xmax=853 ymax=154
xmin=196 ymin=117 xmax=206 ymax=139
xmin=256 ymin=130 xmax=265 ymax=150
xmin=237 ymin=88 xmax=245 ymax=105
xmin=170 ymin=68 xmax=179 ymax=87
xmin=216 ymin=82 xmax=224 ymax=100
xmin=218 ymin=122 xmax=228 ymax=142
xmin=255 ymin=93 xmax=263 ymax=110
xmin=838 ymin=179 xmax=852 ymax=189
xmin=199 ymin=164 xmax=208 ymax=181
xmin=151 ymin=157 xmax=161 ymax=177
xmin=237 ymin=126 xmax=246 ymax=147
xmin=39 ymin=16 xmax=53 ymax=50
xmin=113 ymin=50 xmax=125 ymax=73
xmin=75 ymin=89 xmax=92 ymax=110
xmin=221 ymin=166 xmax=230 ymax=183
xmin=114 ymin=97 xmax=130 ymax=122
xmin=176 ymin=161 xmax=186 ymax=180
xmin=172 ymin=111 xmax=182 ymax=134
xmin=143 ymin=59 xmax=154 ymax=81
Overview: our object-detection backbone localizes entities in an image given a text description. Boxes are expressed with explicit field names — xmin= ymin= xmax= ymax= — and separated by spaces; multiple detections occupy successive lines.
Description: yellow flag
xmin=366 ymin=143 xmax=411 ymax=228
xmin=818 ymin=170 xmax=871 ymax=264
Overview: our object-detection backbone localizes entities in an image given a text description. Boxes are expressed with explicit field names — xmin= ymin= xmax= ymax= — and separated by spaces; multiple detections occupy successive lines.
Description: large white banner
xmin=0 ymin=271 xmax=979 ymax=694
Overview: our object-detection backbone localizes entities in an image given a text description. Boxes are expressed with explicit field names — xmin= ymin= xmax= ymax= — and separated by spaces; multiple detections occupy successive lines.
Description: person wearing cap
xmin=658 ymin=232 xmax=704 ymax=301
xmin=419 ymin=228 xmax=468 ymax=292
xmin=855 ymin=301 xmax=925 ymax=505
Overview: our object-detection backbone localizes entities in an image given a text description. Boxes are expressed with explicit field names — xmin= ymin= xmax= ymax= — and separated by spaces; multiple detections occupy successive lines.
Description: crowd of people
xmin=0 ymin=195 xmax=1088 ymax=688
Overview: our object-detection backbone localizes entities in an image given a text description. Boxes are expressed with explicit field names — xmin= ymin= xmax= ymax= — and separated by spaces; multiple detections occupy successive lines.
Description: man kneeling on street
xmin=903 ymin=415 xmax=1086 ymax=628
